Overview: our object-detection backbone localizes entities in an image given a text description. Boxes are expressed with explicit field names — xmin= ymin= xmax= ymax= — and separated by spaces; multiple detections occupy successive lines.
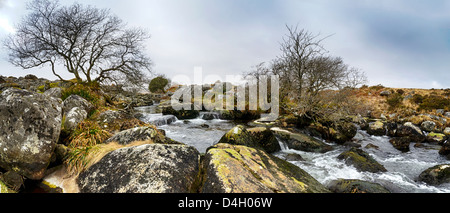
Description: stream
xmin=135 ymin=106 xmax=450 ymax=193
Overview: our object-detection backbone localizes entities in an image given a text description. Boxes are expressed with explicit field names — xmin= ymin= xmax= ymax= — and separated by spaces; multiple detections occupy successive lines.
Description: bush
xmin=386 ymin=93 xmax=403 ymax=109
xmin=61 ymin=83 xmax=104 ymax=108
xmin=411 ymin=94 xmax=424 ymax=105
xmin=148 ymin=76 xmax=169 ymax=93
xmin=418 ymin=95 xmax=450 ymax=111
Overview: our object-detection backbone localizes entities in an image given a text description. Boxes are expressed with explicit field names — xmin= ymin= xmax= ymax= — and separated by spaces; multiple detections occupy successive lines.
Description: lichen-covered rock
xmin=201 ymin=143 xmax=329 ymax=193
xmin=337 ymin=148 xmax=387 ymax=173
xmin=367 ymin=121 xmax=386 ymax=136
xmin=217 ymin=125 xmax=261 ymax=150
xmin=247 ymin=127 xmax=281 ymax=153
xmin=328 ymin=179 xmax=390 ymax=193
xmin=104 ymin=126 xmax=180 ymax=145
xmin=426 ymin=132 xmax=447 ymax=144
xmin=78 ymin=144 xmax=200 ymax=193
xmin=421 ymin=121 xmax=436 ymax=132
xmin=63 ymin=107 xmax=87 ymax=132
xmin=271 ymin=127 xmax=333 ymax=153
xmin=0 ymin=88 xmax=62 ymax=180
xmin=418 ymin=164 xmax=450 ymax=185
xmin=63 ymin=94 xmax=93 ymax=116
xmin=43 ymin=87 xmax=62 ymax=99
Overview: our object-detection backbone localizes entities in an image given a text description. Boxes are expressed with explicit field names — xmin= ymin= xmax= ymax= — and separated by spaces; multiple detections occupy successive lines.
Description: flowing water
xmin=135 ymin=106 xmax=450 ymax=193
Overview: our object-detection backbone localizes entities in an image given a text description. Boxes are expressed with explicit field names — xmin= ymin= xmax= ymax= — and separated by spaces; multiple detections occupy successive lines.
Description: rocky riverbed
xmin=0 ymin=76 xmax=450 ymax=193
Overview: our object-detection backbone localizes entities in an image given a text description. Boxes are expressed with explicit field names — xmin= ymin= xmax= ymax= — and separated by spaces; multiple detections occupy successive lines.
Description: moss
xmin=0 ymin=180 xmax=15 ymax=193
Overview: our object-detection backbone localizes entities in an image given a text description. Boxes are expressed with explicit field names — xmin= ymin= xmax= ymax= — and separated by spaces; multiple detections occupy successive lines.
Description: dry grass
xmin=65 ymin=140 xmax=156 ymax=176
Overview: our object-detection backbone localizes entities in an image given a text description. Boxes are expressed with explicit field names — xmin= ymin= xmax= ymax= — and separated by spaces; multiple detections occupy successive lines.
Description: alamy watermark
xmin=170 ymin=67 xmax=279 ymax=121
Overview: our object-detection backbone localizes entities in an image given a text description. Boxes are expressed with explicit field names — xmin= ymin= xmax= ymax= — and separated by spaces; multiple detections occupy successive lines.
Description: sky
xmin=0 ymin=0 xmax=449 ymax=88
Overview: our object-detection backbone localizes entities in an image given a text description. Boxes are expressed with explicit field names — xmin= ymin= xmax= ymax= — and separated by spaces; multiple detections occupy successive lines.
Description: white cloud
xmin=0 ymin=17 xmax=15 ymax=33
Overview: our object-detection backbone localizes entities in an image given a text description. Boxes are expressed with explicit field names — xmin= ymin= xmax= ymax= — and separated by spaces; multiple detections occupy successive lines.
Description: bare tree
xmin=265 ymin=25 xmax=367 ymax=119
xmin=4 ymin=0 xmax=152 ymax=85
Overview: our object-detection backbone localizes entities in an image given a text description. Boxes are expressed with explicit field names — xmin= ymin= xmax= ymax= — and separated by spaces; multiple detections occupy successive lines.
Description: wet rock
xmin=161 ymin=104 xmax=199 ymax=120
xmin=337 ymin=148 xmax=387 ymax=173
xmin=247 ymin=127 xmax=281 ymax=153
xmin=0 ymin=88 xmax=62 ymax=180
xmin=365 ymin=143 xmax=379 ymax=150
xmin=418 ymin=164 xmax=450 ymax=185
xmin=395 ymin=122 xmax=425 ymax=143
xmin=328 ymin=179 xmax=390 ymax=193
xmin=202 ymin=143 xmax=329 ymax=193
xmin=389 ymin=137 xmax=411 ymax=152
xmin=284 ymin=153 xmax=305 ymax=161
xmin=328 ymin=121 xmax=357 ymax=144
xmin=367 ymin=121 xmax=386 ymax=136
xmin=78 ymin=144 xmax=200 ymax=193
xmin=439 ymin=141 xmax=450 ymax=159
xmin=271 ymin=127 xmax=333 ymax=153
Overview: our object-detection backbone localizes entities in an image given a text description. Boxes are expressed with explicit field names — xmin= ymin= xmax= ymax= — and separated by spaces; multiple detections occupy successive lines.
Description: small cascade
xmin=141 ymin=114 xmax=178 ymax=126
xmin=200 ymin=111 xmax=221 ymax=120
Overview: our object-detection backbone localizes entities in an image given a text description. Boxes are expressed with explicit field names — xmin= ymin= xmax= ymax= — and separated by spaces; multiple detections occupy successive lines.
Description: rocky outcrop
xmin=104 ymin=126 xmax=180 ymax=145
xmin=0 ymin=88 xmax=62 ymax=180
xmin=418 ymin=164 xmax=450 ymax=185
xmin=161 ymin=104 xmax=200 ymax=120
xmin=78 ymin=144 xmax=201 ymax=193
xmin=271 ymin=127 xmax=333 ymax=153
xmin=201 ymin=143 xmax=329 ymax=193
xmin=328 ymin=179 xmax=390 ymax=193
xmin=337 ymin=148 xmax=387 ymax=173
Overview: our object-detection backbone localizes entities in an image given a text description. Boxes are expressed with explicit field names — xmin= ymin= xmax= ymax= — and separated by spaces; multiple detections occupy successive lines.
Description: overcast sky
xmin=0 ymin=0 xmax=449 ymax=88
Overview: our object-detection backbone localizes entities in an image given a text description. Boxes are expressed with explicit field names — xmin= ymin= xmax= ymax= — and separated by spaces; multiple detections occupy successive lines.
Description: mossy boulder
xmin=201 ymin=143 xmax=329 ymax=193
xmin=396 ymin=122 xmax=425 ymax=142
xmin=418 ymin=164 xmax=450 ymax=185
xmin=367 ymin=121 xmax=386 ymax=136
xmin=337 ymin=148 xmax=387 ymax=173
xmin=271 ymin=127 xmax=333 ymax=153
xmin=426 ymin=132 xmax=447 ymax=144
xmin=328 ymin=179 xmax=390 ymax=193
xmin=247 ymin=127 xmax=281 ymax=153
xmin=328 ymin=121 xmax=357 ymax=144
xmin=389 ymin=137 xmax=411 ymax=152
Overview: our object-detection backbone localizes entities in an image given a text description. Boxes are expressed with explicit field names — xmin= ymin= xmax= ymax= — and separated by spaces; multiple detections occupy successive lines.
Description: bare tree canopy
xmin=4 ymin=0 xmax=152 ymax=85
xmin=247 ymin=25 xmax=367 ymax=119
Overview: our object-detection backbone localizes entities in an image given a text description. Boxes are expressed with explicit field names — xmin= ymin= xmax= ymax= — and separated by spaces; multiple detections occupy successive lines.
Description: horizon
xmin=0 ymin=0 xmax=449 ymax=89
